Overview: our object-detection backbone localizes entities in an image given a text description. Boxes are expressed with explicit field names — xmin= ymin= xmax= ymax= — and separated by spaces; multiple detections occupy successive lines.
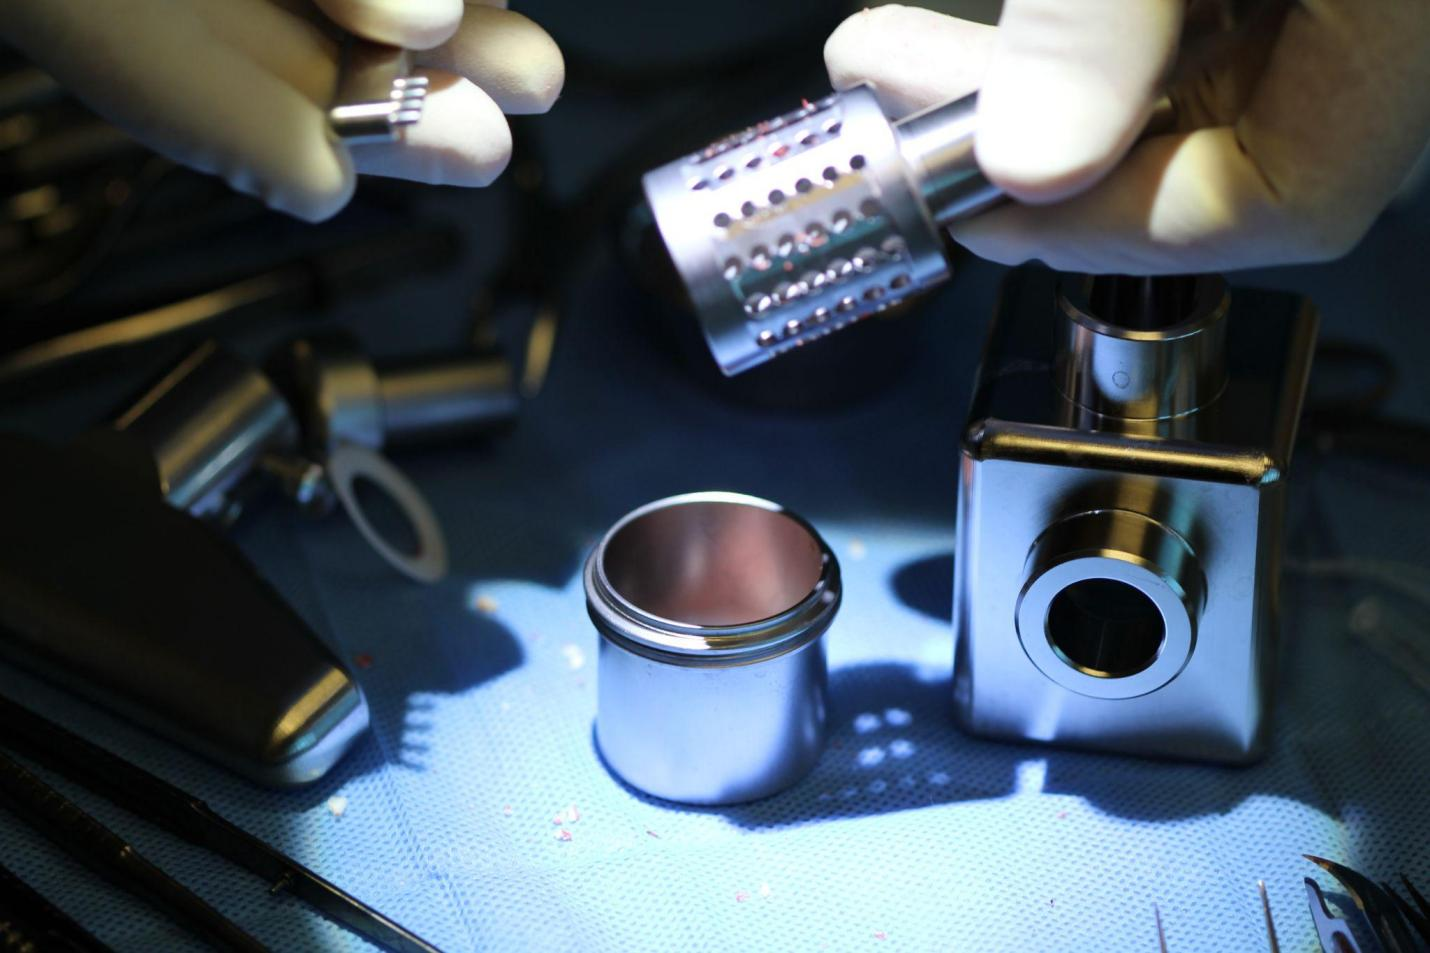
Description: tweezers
xmin=0 ymin=694 xmax=444 ymax=953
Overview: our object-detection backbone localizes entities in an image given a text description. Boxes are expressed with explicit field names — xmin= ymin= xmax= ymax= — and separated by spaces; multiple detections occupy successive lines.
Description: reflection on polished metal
xmin=1056 ymin=275 xmax=1229 ymax=420
xmin=586 ymin=492 xmax=839 ymax=804
xmin=113 ymin=341 xmax=297 ymax=517
xmin=266 ymin=330 xmax=519 ymax=457
xmin=328 ymin=36 xmax=427 ymax=144
xmin=953 ymin=268 xmax=1318 ymax=763
xmin=1016 ymin=509 xmax=1204 ymax=700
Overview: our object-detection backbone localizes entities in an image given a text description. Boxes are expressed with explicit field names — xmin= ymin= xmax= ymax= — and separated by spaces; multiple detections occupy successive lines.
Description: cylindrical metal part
xmin=893 ymin=92 xmax=1002 ymax=226
xmin=113 ymin=342 xmax=296 ymax=516
xmin=267 ymin=331 xmax=519 ymax=454
xmin=1055 ymin=275 xmax=1230 ymax=420
xmin=1016 ymin=509 xmax=1205 ymax=700
xmin=585 ymin=492 xmax=840 ymax=805
xmin=642 ymin=85 xmax=951 ymax=376
xmin=377 ymin=355 xmax=519 ymax=446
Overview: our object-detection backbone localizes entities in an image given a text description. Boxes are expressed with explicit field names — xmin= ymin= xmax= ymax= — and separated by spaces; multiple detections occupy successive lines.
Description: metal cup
xmin=585 ymin=492 xmax=840 ymax=804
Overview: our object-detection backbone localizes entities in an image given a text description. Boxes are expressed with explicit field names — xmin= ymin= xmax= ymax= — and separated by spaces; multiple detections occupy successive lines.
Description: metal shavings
xmin=1056 ymin=810 xmax=1069 ymax=820
xmin=472 ymin=594 xmax=499 ymax=614
xmin=646 ymin=830 xmax=660 ymax=839
xmin=354 ymin=653 xmax=374 ymax=669
xmin=555 ymin=829 xmax=572 ymax=842
xmin=552 ymin=813 xmax=565 ymax=826
xmin=873 ymin=931 xmax=888 ymax=941
xmin=502 ymin=805 xmax=513 ymax=817
xmin=326 ymin=796 xmax=348 ymax=818
xmin=848 ymin=538 xmax=867 ymax=560
xmin=562 ymin=804 xmax=581 ymax=824
xmin=561 ymin=644 xmax=587 ymax=670
xmin=758 ymin=883 xmax=772 ymax=899
xmin=735 ymin=891 xmax=751 ymax=903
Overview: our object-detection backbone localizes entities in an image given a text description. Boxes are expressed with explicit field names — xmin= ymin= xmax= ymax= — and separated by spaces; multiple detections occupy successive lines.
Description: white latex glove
xmin=3 ymin=0 xmax=564 ymax=222
xmin=825 ymin=2 xmax=1430 ymax=273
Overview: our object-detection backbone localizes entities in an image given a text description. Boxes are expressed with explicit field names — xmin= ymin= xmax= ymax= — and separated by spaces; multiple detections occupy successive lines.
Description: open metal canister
xmin=585 ymin=492 xmax=840 ymax=805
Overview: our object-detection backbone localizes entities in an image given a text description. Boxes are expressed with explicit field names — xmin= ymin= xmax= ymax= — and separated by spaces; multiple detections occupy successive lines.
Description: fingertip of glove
xmin=315 ymin=0 xmax=463 ymax=50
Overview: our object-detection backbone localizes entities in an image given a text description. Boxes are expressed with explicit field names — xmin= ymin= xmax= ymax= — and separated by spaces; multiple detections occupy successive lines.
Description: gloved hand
xmin=3 ymin=0 xmax=564 ymax=222
xmin=824 ymin=1 xmax=1430 ymax=273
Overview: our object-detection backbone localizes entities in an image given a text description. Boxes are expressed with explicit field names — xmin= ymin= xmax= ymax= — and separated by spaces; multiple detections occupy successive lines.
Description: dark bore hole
xmin=1086 ymin=275 xmax=1201 ymax=332
xmin=1046 ymin=578 xmax=1164 ymax=678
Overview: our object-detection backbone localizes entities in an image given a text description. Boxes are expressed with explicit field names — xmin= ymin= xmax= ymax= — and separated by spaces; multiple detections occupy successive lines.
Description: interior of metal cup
xmin=601 ymin=498 xmax=825 ymax=627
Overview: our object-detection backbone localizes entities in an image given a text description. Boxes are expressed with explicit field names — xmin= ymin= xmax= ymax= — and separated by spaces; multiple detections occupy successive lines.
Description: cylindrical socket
xmin=585 ymin=492 xmax=840 ymax=805
xmin=1056 ymin=275 xmax=1230 ymax=421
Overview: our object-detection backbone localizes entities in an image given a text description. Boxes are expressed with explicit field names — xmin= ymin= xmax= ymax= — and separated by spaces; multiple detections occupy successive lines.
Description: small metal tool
xmin=0 ymin=694 xmax=444 ymax=953
xmin=1307 ymin=856 xmax=1418 ymax=953
xmin=328 ymin=37 xmax=427 ymax=144
xmin=1305 ymin=877 xmax=1363 ymax=953
xmin=1259 ymin=880 xmax=1281 ymax=953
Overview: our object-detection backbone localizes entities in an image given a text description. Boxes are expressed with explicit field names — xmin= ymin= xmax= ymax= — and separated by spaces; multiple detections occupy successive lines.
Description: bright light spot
xmin=858 ymin=746 xmax=886 ymax=767
xmin=884 ymin=708 xmax=912 ymax=726
xmin=326 ymin=796 xmax=348 ymax=818
xmin=561 ymin=644 xmax=586 ymax=670
xmin=1014 ymin=758 xmax=1048 ymax=795
xmin=928 ymin=771 xmax=950 ymax=786
xmin=889 ymin=739 xmax=915 ymax=759
xmin=853 ymin=713 xmax=881 ymax=734
xmin=848 ymin=538 xmax=867 ymax=560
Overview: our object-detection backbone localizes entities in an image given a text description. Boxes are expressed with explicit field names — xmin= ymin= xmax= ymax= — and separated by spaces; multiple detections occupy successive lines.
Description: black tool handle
xmin=0 ymin=751 xmax=268 ymax=953
xmin=0 ymin=861 xmax=114 ymax=952
xmin=0 ymin=696 xmax=443 ymax=953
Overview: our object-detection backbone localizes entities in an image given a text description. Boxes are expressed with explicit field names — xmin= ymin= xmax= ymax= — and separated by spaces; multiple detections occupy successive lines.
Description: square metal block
xmin=952 ymin=268 xmax=1318 ymax=763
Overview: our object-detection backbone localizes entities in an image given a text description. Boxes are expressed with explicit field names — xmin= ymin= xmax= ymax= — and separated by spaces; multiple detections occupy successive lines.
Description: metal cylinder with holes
xmin=585 ymin=492 xmax=840 ymax=804
xmin=642 ymin=86 xmax=988 ymax=375
xmin=953 ymin=269 xmax=1318 ymax=763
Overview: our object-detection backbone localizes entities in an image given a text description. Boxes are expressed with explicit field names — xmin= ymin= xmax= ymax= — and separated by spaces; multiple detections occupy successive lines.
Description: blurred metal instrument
xmin=0 ymin=694 xmax=444 ymax=953
xmin=110 ymin=334 xmax=521 ymax=582
xmin=329 ymin=37 xmax=427 ymax=144
xmin=1307 ymin=856 xmax=1422 ymax=953
xmin=1305 ymin=878 xmax=1364 ymax=953
xmin=0 ymin=748 xmax=268 ymax=953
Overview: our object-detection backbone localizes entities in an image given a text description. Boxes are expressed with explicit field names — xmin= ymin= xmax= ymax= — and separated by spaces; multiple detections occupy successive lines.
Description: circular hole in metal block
xmin=1046 ymin=578 xmax=1165 ymax=678
xmin=740 ymin=200 xmax=758 ymax=218
xmin=822 ymin=166 xmax=840 ymax=183
xmin=713 ymin=212 xmax=731 ymax=229
xmin=1016 ymin=509 xmax=1202 ymax=700
xmin=849 ymin=154 xmax=866 ymax=170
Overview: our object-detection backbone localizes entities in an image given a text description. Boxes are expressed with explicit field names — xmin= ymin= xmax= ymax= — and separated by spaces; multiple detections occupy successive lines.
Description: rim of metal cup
xmin=584 ymin=491 xmax=841 ymax=667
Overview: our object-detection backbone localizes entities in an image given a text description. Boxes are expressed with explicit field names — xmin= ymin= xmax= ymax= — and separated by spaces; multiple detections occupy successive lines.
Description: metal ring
xmin=325 ymin=442 xmax=447 ymax=584
xmin=1015 ymin=510 xmax=1201 ymax=700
